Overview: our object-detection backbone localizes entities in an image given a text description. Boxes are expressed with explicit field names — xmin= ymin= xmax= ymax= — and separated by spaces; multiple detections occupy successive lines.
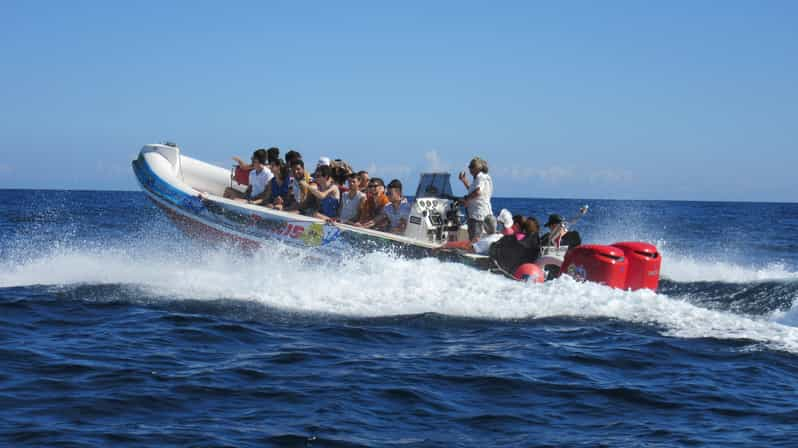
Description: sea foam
xmin=660 ymin=251 xmax=798 ymax=283
xmin=2 ymin=239 xmax=798 ymax=353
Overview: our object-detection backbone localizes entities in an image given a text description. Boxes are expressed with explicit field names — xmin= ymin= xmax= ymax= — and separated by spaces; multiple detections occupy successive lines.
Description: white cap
xmin=317 ymin=156 xmax=331 ymax=166
xmin=497 ymin=208 xmax=513 ymax=229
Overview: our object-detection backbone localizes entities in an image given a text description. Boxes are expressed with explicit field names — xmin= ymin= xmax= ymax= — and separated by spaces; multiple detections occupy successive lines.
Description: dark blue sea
xmin=2 ymin=189 xmax=798 ymax=447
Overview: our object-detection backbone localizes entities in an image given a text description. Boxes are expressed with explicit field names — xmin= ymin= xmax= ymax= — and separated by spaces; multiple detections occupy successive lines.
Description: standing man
xmin=458 ymin=157 xmax=494 ymax=242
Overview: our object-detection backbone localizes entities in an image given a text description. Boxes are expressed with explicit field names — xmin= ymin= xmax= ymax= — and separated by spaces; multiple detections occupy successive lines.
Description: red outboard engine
xmin=559 ymin=245 xmax=628 ymax=289
xmin=611 ymin=242 xmax=661 ymax=291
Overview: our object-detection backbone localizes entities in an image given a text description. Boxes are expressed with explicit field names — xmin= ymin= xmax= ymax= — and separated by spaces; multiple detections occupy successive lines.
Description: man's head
xmin=251 ymin=150 xmax=267 ymax=171
xmin=368 ymin=177 xmax=385 ymax=198
xmin=347 ymin=172 xmax=360 ymax=191
xmin=285 ymin=150 xmax=302 ymax=165
xmin=330 ymin=159 xmax=352 ymax=186
xmin=468 ymin=157 xmax=488 ymax=176
xmin=512 ymin=215 xmax=526 ymax=233
xmin=290 ymin=158 xmax=305 ymax=179
xmin=524 ymin=217 xmax=541 ymax=235
xmin=269 ymin=158 xmax=287 ymax=178
xmin=387 ymin=179 xmax=403 ymax=201
xmin=358 ymin=171 xmax=369 ymax=189
xmin=315 ymin=165 xmax=332 ymax=184
xmin=266 ymin=147 xmax=280 ymax=164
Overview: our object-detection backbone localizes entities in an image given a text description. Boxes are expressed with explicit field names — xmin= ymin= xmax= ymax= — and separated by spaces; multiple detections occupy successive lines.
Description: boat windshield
xmin=415 ymin=173 xmax=454 ymax=199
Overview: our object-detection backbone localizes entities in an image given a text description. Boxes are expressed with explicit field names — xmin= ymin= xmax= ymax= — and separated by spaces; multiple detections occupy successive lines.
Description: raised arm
xmin=233 ymin=156 xmax=252 ymax=171
xmin=306 ymin=183 xmax=338 ymax=199
xmin=458 ymin=171 xmax=470 ymax=190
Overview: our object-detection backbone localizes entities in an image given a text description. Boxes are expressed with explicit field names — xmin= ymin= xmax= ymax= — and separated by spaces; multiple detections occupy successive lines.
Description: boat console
xmin=404 ymin=173 xmax=468 ymax=244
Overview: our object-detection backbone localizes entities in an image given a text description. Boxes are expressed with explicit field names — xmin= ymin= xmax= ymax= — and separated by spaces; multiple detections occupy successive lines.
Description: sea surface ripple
xmin=1 ymin=190 xmax=798 ymax=447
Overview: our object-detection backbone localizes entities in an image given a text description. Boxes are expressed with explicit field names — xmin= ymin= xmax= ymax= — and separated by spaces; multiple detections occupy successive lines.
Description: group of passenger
xmin=220 ymin=148 xmax=577 ymax=253
xmin=222 ymin=147 xmax=410 ymax=234
xmin=449 ymin=208 xmax=582 ymax=279
xmin=442 ymin=209 xmax=553 ymax=254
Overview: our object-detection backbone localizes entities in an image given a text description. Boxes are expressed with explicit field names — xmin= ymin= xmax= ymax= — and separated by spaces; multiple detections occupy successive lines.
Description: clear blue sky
xmin=1 ymin=1 xmax=796 ymax=201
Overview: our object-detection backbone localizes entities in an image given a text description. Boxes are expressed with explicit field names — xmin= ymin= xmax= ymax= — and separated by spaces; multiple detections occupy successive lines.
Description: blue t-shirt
xmin=320 ymin=196 xmax=340 ymax=218
xmin=269 ymin=177 xmax=290 ymax=203
xmin=382 ymin=199 xmax=410 ymax=230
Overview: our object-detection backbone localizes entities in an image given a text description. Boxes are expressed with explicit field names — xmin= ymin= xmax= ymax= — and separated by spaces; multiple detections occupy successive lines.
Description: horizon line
xmin=0 ymin=187 xmax=794 ymax=205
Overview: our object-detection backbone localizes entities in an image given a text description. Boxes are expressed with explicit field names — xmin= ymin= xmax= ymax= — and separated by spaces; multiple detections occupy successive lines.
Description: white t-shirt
xmin=467 ymin=172 xmax=493 ymax=220
xmin=249 ymin=168 xmax=273 ymax=197
xmin=339 ymin=190 xmax=365 ymax=222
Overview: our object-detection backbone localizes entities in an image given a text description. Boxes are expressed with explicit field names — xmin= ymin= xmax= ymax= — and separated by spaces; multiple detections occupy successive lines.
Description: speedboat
xmin=132 ymin=143 xmax=662 ymax=290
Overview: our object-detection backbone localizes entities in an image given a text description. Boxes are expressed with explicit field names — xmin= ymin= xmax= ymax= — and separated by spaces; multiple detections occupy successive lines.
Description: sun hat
xmin=544 ymin=214 xmax=563 ymax=227
xmin=497 ymin=209 xmax=513 ymax=229
xmin=496 ymin=209 xmax=513 ymax=235
xmin=317 ymin=156 xmax=331 ymax=167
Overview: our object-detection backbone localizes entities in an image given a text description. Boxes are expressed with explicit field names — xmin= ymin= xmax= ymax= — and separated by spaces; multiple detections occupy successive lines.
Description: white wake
xmin=2 ymin=240 xmax=798 ymax=353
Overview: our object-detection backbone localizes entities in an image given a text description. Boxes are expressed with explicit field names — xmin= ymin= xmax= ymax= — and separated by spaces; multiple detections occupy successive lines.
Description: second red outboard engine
xmin=559 ymin=245 xmax=628 ymax=289
xmin=611 ymin=242 xmax=661 ymax=291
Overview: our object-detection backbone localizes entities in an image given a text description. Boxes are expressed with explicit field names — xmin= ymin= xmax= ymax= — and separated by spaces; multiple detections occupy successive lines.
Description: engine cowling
xmin=611 ymin=242 xmax=661 ymax=291
xmin=559 ymin=245 xmax=628 ymax=289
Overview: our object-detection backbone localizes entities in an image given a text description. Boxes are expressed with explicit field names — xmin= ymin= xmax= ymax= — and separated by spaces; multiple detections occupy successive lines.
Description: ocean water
xmin=1 ymin=189 xmax=797 ymax=447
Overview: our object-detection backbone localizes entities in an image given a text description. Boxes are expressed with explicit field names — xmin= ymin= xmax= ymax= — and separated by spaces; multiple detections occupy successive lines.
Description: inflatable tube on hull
xmin=535 ymin=254 xmax=563 ymax=280
xmin=151 ymin=197 xmax=260 ymax=251
xmin=514 ymin=263 xmax=545 ymax=283
xmin=132 ymin=143 xmax=662 ymax=290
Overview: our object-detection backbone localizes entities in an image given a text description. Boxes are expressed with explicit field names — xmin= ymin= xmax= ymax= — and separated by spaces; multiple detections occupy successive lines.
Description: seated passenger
xmin=560 ymin=230 xmax=582 ymax=248
xmin=232 ymin=148 xmax=267 ymax=172
xmin=357 ymin=171 xmax=370 ymax=194
xmin=472 ymin=210 xmax=515 ymax=254
xmin=305 ymin=165 xmax=340 ymax=219
xmin=330 ymin=159 xmax=353 ymax=191
xmin=284 ymin=150 xmax=301 ymax=166
xmin=284 ymin=150 xmax=302 ymax=190
xmin=223 ymin=150 xmax=273 ymax=203
xmin=266 ymin=147 xmax=280 ymax=164
xmin=375 ymin=179 xmax=410 ymax=234
xmin=355 ymin=177 xmax=389 ymax=228
xmin=540 ymin=214 xmax=566 ymax=247
xmin=284 ymin=158 xmax=311 ymax=213
xmin=521 ymin=217 xmax=541 ymax=243
xmin=315 ymin=156 xmax=331 ymax=176
xmin=512 ymin=215 xmax=527 ymax=240
xmin=263 ymin=158 xmax=291 ymax=210
xmin=442 ymin=208 xmax=514 ymax=254
xmin=338 ymin=173 xmax=365 ymax=224
xmin=489 ymin=218 xmax=542 ymax=274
